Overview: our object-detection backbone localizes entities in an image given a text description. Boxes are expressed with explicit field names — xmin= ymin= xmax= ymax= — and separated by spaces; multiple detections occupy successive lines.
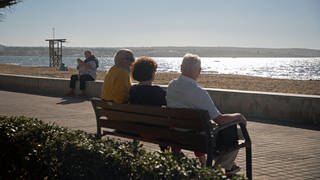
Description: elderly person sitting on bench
xmin=166 ymin=53 xmax=247 ymax=175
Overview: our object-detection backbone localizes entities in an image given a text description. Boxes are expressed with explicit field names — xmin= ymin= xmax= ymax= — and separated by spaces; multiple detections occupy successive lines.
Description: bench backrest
xmin=91 ymin=99 xmax=212 ymax=153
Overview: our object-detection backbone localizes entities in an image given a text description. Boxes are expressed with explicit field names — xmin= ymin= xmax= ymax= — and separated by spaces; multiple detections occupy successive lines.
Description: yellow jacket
xmin=101 ymin=66 xmax=131 ymax=103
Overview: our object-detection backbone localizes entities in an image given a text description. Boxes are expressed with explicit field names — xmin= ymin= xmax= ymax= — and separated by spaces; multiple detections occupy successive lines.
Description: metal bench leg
xmin=207 ymin=137 xmax=216 ymax=167
xmin=246 ymin=145 xmax=252 ymax=180
xmin=96 ymin=122 xmax=101 ymax=139
xmin=240 ymin=124 xmax=252 ymax=180
xmin=206 ymin=151 xmax=213 ymax=167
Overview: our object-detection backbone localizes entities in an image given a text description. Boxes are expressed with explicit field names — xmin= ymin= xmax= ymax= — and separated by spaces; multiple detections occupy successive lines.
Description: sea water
xmin=0 ymin=56 xmax=319 ymax=80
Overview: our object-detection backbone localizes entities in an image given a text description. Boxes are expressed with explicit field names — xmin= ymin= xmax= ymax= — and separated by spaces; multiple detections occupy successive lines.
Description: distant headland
xmin=0 ymin=44 xmax=320 ymax=57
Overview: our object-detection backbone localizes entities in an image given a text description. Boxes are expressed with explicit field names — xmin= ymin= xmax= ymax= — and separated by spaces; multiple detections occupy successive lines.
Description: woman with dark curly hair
xmin=129 ymin=56 xmax=168 ymax=151
xmin=129 ymin=56 xmax=166 ymax=106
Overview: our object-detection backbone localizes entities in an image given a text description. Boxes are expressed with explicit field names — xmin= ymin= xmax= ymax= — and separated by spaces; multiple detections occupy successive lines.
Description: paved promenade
xmin=0 ymin=90 xmax=319 ymax=179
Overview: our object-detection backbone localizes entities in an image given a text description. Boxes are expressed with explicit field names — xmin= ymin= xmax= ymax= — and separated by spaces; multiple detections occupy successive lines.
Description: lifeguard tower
xmin=45 ymin=39 xmax=66 ymax=67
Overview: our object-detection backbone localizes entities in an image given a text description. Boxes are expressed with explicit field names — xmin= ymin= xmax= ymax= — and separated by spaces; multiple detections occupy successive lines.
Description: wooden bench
xmin=91 ymin=98 xmax=252 ymax=179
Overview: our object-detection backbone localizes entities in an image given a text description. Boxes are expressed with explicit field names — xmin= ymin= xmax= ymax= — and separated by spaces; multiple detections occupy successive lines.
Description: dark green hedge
xmin=0 ymin=116 xmax=243 ymax=179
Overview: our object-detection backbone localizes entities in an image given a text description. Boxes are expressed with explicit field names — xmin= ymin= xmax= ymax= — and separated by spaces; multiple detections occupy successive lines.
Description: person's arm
xmin=191 ymin=86 xmax=247 ymax=126
xmin=113 ymin=73 xmax=131 ymax=104
xmin=161 ymin=90 xmax=167 ymax=106
xmin=82 ymin=61 xmax=96 ymax=70
xmin=101 ymin=70 xmax=131 ymax=103
xmin=128 ymin=86 xmax=134 ymax=104
xmin=214 ymin=113 xmax=247 ymax=126
xmin=76 ymin=58 xmax=83 ymax=69
xmin=192 ymin=87 xmax=222 ymax=120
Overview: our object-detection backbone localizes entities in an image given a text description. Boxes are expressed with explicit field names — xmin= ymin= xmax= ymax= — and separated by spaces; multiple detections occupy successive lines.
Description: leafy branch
xmin=0 ymin=0 xmax=21 ymax=8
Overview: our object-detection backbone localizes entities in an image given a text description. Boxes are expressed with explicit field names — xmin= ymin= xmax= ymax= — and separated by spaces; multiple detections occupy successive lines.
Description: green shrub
xmin=0 ymin=116 xmax=243 ymax=179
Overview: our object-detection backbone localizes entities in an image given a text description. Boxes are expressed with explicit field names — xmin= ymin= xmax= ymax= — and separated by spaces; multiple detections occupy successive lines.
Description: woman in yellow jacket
xmin=101 ymin=49 xmax=135 ymax=103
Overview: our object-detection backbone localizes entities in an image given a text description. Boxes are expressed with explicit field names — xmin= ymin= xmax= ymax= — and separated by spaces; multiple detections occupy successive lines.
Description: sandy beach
xmin=0 ymin=64 xmax=319 ymax=95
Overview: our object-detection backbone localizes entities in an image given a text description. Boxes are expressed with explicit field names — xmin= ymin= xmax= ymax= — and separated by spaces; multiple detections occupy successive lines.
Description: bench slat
xmin=96 ymin=109 xmax=205 ymax=130
xmin=99 ymin=119 xmax=208 ymax=152
xmin=92 ymin=100 xmax=210 ymax=120
xmin=102 ymin=130 xmax=208 ymax=152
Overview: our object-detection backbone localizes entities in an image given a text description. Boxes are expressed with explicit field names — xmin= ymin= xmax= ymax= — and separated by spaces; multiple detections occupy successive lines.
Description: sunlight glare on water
xmin=0 ymin=56 xmax=319 ymax=80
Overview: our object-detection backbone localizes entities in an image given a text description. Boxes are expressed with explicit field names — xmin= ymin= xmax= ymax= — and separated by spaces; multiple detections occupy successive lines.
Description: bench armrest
xmin=213 ymin=119 xmax=251 ymax=146
xmin=212 ymin=119 xmax=243 ymax=135
xmin=91 ymin=97 xmax=102 ymax=101
xmin=214 ymin=120 xmax=252 ymax=180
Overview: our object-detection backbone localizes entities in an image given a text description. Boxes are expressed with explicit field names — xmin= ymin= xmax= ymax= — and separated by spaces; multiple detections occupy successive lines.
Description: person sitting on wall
xmin=66 ymin=50 xmax=99 ymax=97
xmin=59 ymin=63 xmax=68 ymax=71
xmin=166 ymin=53 xmax=247 ymax=175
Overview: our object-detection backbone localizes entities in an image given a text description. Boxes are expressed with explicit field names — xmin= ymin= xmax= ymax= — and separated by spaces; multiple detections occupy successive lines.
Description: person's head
xmin=114 ymin=49 xmax=135 ymax=71
xmin=84 ymin=50 xmax=92 ymax=59
xmin=132 ymin=56 xmax=157 ymax=83
xmin=181 ymin=53 xmax=201 ymax=80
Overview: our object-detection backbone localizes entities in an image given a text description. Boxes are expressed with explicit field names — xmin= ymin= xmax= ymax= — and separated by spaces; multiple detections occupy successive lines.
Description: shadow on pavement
xmin=57 ymin=96 xmax=89 ymax=105
xmin=249 ymin=118 xmax=320 ymax=131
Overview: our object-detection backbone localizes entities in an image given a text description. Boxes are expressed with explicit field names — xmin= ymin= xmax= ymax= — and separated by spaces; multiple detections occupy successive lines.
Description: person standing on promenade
xmin=166 ymin=53 xmax=247 ymax=175
xmin=101 ymin=49 xmax=135 ymax=103
xmin=66 ymin=50 xmax=99 ymax=97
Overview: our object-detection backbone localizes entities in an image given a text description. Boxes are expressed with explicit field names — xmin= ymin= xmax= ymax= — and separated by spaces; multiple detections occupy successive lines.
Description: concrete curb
xmin=0 ymin=73 xmax=319 ymax=125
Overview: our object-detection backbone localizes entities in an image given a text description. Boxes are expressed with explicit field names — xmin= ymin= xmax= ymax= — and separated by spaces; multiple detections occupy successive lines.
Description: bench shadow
xmin=57 ymin=97 xmax=88 ymax=105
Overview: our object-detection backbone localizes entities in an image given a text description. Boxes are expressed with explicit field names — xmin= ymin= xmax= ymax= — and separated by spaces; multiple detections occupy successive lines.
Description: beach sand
xmin=1 ymin=64 xmax=319 ymax=95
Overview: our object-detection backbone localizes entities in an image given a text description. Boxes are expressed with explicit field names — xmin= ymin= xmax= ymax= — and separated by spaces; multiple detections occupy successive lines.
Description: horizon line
xmin=1 ymin=44 xmax=320 ymax=51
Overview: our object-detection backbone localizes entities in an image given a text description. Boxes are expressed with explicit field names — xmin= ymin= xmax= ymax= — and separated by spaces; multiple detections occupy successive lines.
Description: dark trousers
xmin=69 ymin=74 xmax=94 ymax=90
xmin=216 ymin=125 xmax=239 ymax=151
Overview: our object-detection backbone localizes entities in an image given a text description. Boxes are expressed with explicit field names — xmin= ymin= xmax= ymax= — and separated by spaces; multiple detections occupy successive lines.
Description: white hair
xmin=114 ymin=49 xmax=135 ymax=65
xmin=181 ymin=53 xmax=201 ymax=75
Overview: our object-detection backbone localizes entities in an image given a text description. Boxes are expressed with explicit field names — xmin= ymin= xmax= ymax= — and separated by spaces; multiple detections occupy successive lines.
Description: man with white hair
xmin=166 ymin=53 xmax=247 ymax=175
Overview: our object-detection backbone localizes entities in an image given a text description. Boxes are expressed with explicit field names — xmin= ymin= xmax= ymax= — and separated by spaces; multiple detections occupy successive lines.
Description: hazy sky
xmin=0 ymin=0 xmax=319 ymax=49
